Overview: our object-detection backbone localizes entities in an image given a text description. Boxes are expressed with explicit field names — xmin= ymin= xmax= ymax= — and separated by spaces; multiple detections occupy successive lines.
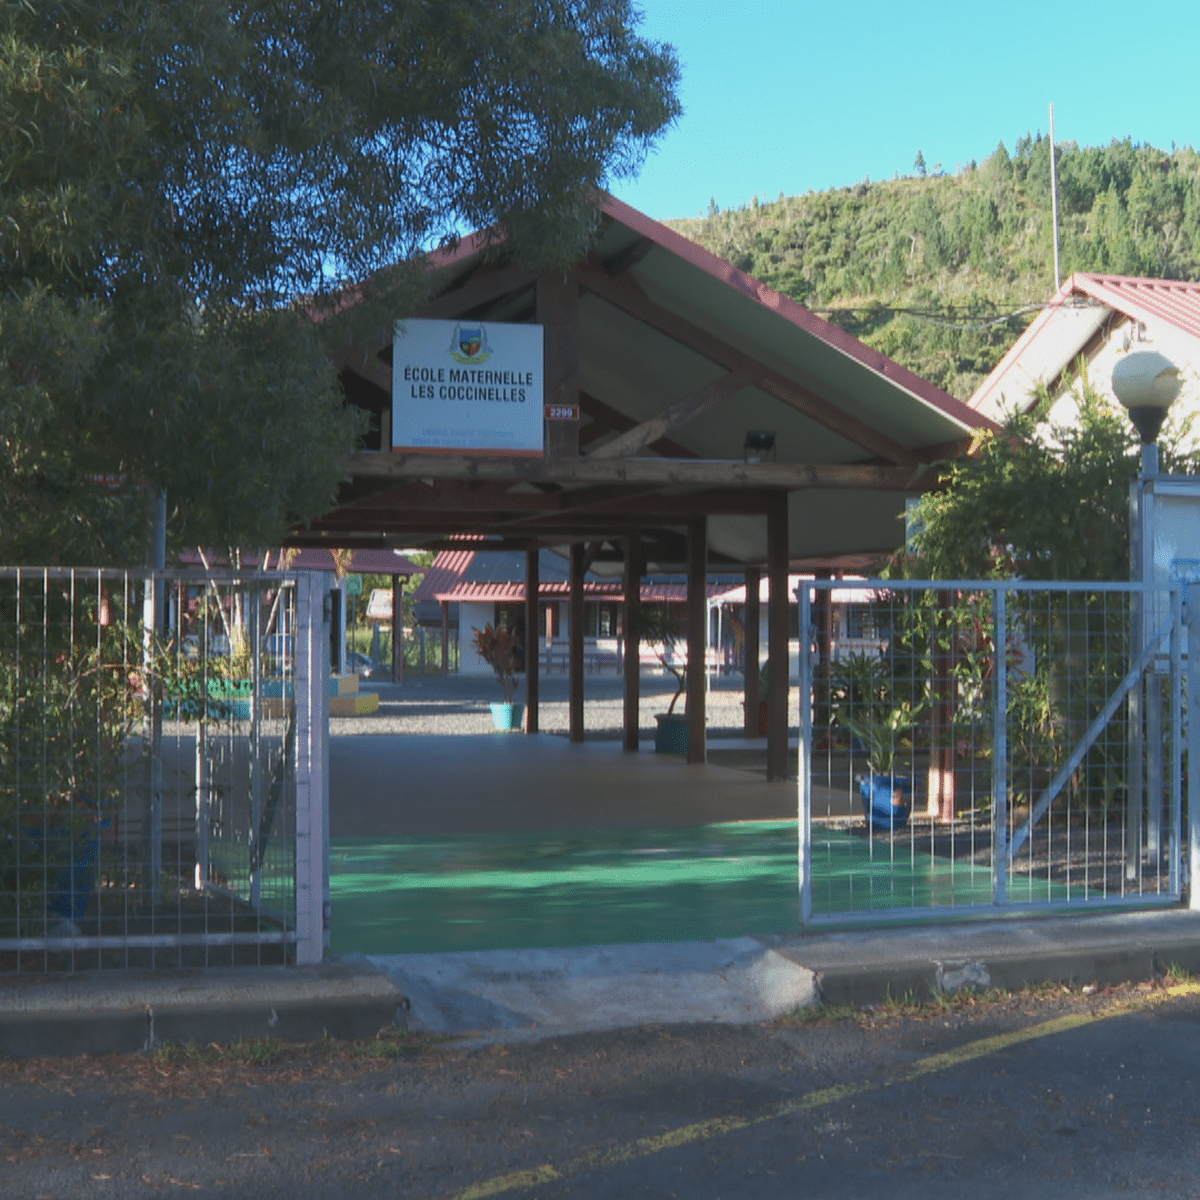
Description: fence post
xmin=1169 ymin=586 xmax=1183 ymax=897
xmin=1186 ymin=585 xmax=1200 ymax=909
xmin=294 ymin=572 xmax=330 ymax=965
xmin=797 ymin=583 xmax=813 ymax=924
xmin=142 ymin=574 xmax=163 ymax=898
xmin=1128 ymin=592 xmax=1145 ymax=882
xmin=249 ymin=585 xmax=263 ymax=910
xmin=992 ymin=586 xmax=1008 ymax=906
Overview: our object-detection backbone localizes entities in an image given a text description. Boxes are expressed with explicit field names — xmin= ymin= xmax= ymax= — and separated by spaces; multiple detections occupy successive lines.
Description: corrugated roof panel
xmin=1081 ymin=274 xmax=1200 ymax=340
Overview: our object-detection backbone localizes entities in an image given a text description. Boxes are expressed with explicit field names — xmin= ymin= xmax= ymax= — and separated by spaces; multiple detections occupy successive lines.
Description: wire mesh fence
xmin=0 ymin=567 xmax=326 ymax=974
xmin=799 ymin=579 xmax=1184 ymax=922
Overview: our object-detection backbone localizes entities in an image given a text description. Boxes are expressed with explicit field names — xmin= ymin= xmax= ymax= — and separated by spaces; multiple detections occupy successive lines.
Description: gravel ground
xmin=337 ymin=670 xmax=800 ymax=740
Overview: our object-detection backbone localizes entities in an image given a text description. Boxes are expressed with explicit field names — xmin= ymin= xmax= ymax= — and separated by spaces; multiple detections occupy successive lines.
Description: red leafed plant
xmin=471 ymin=623 xmax=521 ymax=703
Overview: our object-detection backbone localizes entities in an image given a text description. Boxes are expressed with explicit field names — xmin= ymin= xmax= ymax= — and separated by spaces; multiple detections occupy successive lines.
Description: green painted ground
xmin=327 ymin=821 xmax=1082 ymax=955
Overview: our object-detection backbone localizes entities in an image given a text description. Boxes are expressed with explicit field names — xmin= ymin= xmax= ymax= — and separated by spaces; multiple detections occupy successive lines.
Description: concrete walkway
xmin=328 ymin=731 xmax=801 ymax=838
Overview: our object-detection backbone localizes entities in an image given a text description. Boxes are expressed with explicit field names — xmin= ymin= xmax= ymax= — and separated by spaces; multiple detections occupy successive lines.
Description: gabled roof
xmin=414 ymin=546 xmax=614 ymax=604
xmin=313 ymin=193 xmax=998 ymax=568
xmin=969 ymin=272 xmax=1200 ymax=421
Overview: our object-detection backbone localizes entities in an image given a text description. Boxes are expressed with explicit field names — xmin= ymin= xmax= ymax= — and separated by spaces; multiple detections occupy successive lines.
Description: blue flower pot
xmin=857 ymin=775 xmax=913 ymax=832
xmin=490 ymin=702 xmax=524 ymax=731
xmin=23 ymin=822 xmax=110 ymax=920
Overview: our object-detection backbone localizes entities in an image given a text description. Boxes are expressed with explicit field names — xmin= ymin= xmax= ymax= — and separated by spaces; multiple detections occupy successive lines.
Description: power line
xmin=808 ymin=302 xmax=1048 ymax=331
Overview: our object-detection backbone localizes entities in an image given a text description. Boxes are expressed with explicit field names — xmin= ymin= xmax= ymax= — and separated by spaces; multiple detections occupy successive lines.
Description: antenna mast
xmin=1049 ymin=102 xmax=1062 ymax=290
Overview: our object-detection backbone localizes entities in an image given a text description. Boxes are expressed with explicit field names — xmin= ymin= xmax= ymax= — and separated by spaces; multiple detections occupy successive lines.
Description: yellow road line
xmin=447 ymin=980 xmax=1200 ymax=1200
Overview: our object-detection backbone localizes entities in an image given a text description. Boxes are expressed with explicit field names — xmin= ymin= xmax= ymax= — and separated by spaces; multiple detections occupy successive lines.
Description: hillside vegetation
xmin=666 ymin=136 xmax=1200 ymax=400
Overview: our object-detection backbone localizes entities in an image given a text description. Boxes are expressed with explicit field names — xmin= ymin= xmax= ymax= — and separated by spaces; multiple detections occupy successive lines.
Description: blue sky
xmin=610 ymin=0 xmax=1199 ymax=221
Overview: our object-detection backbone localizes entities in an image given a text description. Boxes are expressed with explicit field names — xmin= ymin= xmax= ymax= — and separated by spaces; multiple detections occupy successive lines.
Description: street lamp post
xmin=1112 ymin=351 xmax=1183 ymax=888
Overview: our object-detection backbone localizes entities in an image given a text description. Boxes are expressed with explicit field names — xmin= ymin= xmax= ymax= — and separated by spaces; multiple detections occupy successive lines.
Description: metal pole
xmin=1049 ymin=103 xmax=1062 ymax=292
xmin=294 ymin=573 xmax=329 ymax=964
xmin=194 ymin=721 xmax=207 ymax=889
xmin=1169 ymin=586 xmax=1183 ymax=897
xmin=1187 ymin=584 xmax=1200 ymax=910
xmin=992 ymin=586 xmax=1009 ymax=906
xmin=142 ymin=576 xmax=162 ymax=899
xmin=249 ymin=590 xmax=262 ymax=910
xmin=798 ymin=583 xmax=813 ymax=924
xmin=1128 ymin=468 xmax=1148 ymax=881
xmin=1147 ymin=670 xmax=1164 ymax=864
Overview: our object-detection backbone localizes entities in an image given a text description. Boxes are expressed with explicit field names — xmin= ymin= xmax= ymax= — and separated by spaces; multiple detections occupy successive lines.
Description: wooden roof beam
xmin=578 ymin=391 xmax=699 ymax=459
xmin=587 ymin=372 xmax=747 ymax=460
xmin=576 ymin=258 xmax=921 ymax=468
xmin=416 ymin=261 xmax=539 ymax=321
xmin=347 ymin=451 xmax=925 ymax=491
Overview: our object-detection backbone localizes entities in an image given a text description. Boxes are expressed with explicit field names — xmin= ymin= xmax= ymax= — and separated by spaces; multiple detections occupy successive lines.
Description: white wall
xmin=457 ymin=601 xmax=495 ymax=676
xmin=1044 ymin=320 xmax=1200 ymax=452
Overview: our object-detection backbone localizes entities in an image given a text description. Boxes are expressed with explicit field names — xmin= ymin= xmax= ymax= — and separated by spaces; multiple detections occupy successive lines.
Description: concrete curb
xmin=4 ymin=913 xmax=1200 ymax=1058
xmin=0 ymin=955 xmax=408 ymax=1060
xmin=771 ymin=910 xmax=1200 ymax=1008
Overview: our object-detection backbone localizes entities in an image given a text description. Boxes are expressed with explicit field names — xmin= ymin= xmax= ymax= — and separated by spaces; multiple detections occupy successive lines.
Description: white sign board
xmin=392 ymin=319 xmax=544 ymax=455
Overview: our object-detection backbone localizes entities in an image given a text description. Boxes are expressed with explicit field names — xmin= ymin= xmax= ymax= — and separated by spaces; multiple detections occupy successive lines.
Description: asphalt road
xmin=2 ymin=980 xmax=1199 ymax=1200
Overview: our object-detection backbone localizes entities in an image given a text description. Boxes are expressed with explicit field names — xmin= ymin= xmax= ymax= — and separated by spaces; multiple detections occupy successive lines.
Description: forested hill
xmin=665 ymin=136 xmax=1200 ymax=400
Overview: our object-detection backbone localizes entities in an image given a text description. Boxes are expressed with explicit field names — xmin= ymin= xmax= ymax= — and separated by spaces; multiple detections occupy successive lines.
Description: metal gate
xmin=0 ymin=567 xmax=328 ymax=973
xmin=798 ymin=579 xmax=1191 ymax=923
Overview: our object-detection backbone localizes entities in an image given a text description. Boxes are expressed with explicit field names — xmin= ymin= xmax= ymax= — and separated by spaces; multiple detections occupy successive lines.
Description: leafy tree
xmin=0 ymin=0 xmax=679 ymax=564
xmin=672 ymin=137 xmax=1200 ymax=399
xmin=906 ymin=377 xmax=1197 ymax=581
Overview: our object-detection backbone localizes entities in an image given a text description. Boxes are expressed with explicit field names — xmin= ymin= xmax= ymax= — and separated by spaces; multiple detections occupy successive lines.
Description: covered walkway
xmin=299 ymin=194 xmax=995 ymax=780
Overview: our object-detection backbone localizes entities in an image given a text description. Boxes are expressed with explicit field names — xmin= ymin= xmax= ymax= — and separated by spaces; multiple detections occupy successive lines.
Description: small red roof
xmin=181 ymin=547 xmax=423 ymax=575
xmin=970 ymin=272 xmax=1200 ymax=419
xmin=411 ymin=538 xmax=484 ymax=602
xmin=1073 ymin=273 xmax=1200 ymax=340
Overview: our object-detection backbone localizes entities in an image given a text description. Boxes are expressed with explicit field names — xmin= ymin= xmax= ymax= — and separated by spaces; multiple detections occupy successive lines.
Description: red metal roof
xmin=434 ymin=580 xmax=625 ymax=603
xmin=432 ymin=574 xmax=736 ymax=605
xmin=970 ymin=272 xmax=1200 ymax=418
xmin=411 ymin=540 xmax=483 ymax=603
xmin=599 ymin=195 xmax=993 ymax=431
xmin=1072 ymin=273 xmax=1200 ymax=340
xmin=418 ymin=193 xmax=993 ymax=435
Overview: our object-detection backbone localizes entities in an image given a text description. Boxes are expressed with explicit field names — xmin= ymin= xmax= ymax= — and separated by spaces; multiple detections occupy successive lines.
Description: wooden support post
xmin=687 ymin=516 xmax=708 ymax=765
xmin=391 ymin=576 xmax=404 ymax=684
xmin=569 ymin=542 xmax=585 ymax=742
xmin=743 ymin=566 xmax=761 ymax=737
xmin=525 ymin=549 xmax=540 ymax=734
xmin=440 ymin=602 xmax=449 ymax=675
xmin=767 ymin=494 xmax=789 ymax=782
xmin=623 ymin=535 xmax=642 ymax=752
xmin=537 ymin=272 xmax=581 ymax=460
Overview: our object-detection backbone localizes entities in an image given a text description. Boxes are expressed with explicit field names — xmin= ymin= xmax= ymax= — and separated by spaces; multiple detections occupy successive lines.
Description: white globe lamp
xmin=1112 ymin=350 xmax=1182 ymax=445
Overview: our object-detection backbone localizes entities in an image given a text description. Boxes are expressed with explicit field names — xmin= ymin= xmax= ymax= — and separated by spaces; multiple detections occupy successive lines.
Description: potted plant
xmin=472 ymin=623 xmax=524 ymax=731
xmin=831 ymin=654 xmax=917 ymax=832
xmin=630 ymin=604 xmax=688 ymax=755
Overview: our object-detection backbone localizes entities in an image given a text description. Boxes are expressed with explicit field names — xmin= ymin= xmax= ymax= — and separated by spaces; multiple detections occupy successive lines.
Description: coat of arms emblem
xmin=449 ymin=323 xmax=493 ymax=365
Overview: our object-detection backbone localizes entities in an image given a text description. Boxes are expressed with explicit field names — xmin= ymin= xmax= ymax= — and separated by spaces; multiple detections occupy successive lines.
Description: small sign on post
xmin=345 ymin=575 xmax=363 ymax=597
